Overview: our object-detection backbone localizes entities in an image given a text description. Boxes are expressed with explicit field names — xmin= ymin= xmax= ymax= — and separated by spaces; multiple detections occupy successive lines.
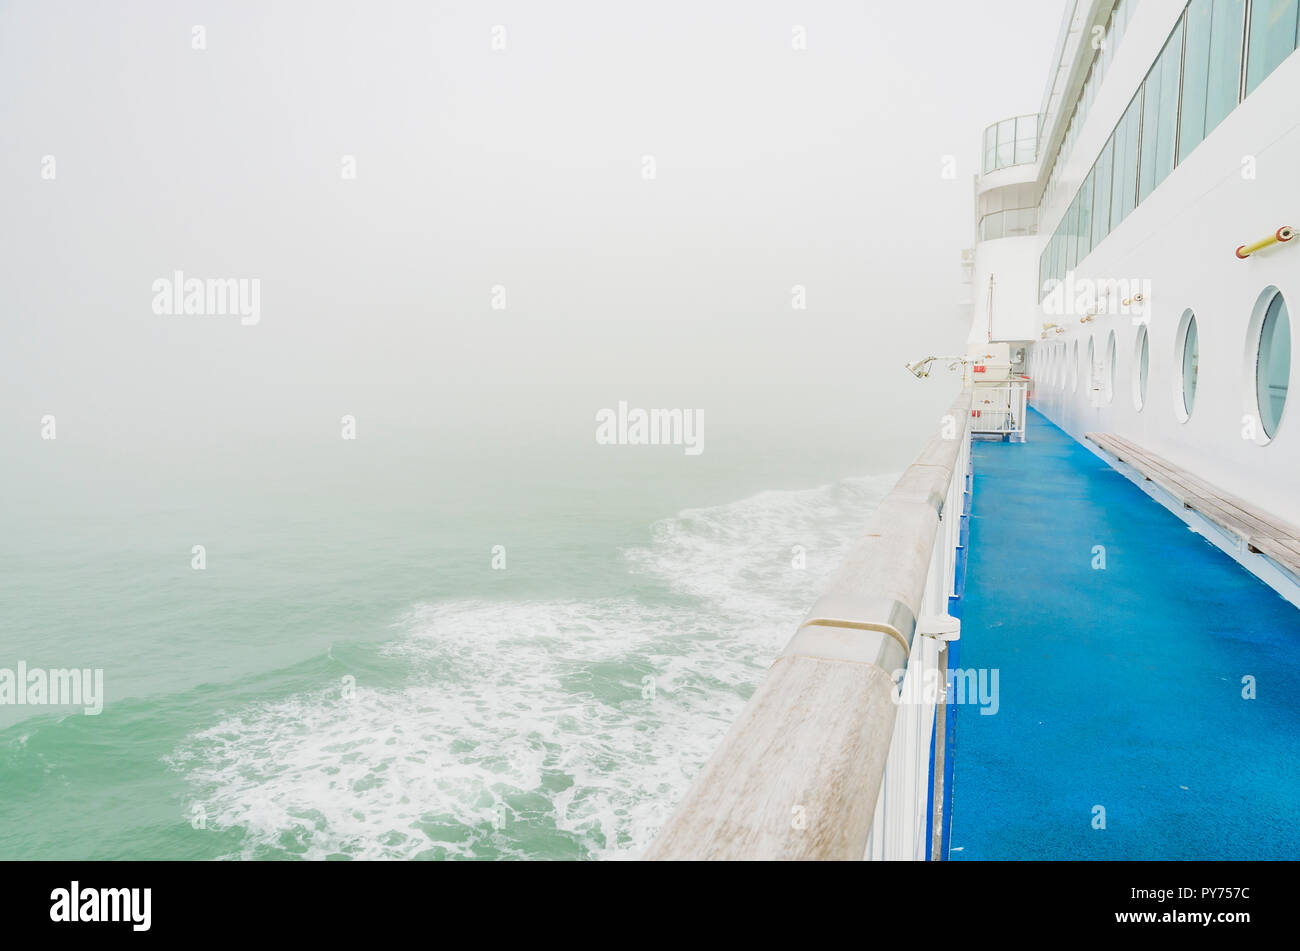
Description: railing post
xmin=917 ymin=615 xmax=961 ymax=861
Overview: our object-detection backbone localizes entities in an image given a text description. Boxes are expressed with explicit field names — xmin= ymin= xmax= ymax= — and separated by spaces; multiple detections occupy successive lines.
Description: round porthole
xmin=1175 ymin=310 xmax=1198 ymax=423
xmin=1133 ymin=325 xmax=1149 ymax=411
xmin=1105 ymin=330 xmax=1117 ymax=404
xmin=1243 ymin=288 xmax=1291 ymax=444
xmin=1087 ymin=337 xmax=1095 ymax=401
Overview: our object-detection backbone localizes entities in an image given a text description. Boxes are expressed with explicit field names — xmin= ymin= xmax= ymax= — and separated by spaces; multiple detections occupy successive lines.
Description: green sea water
xmin=0 ymin=384 xmax=940 ymax=859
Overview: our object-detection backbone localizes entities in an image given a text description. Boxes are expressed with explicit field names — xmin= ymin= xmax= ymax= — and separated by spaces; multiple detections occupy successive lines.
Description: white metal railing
xmin=972 ymin=378 xmax=1028 ymax=442
xmin=978 ymin=206 xmax=1039 ymax=241
xmin=646 ymin=389 xmax=972 ymax=861
xmin=864 ymin=420 xmax=969 ymax=860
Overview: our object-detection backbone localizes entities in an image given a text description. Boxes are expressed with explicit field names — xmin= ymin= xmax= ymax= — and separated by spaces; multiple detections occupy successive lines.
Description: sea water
xmin=0 ymin=384 xmax=934 ymax=860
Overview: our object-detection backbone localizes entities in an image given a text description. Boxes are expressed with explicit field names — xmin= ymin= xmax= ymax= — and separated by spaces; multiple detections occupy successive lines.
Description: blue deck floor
xmin=950 ymin=407 xmax=1300 ymax=860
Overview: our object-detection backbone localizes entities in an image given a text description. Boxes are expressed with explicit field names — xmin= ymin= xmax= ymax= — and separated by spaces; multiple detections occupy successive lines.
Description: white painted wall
xmin=1027 ymin=45 xmax=1300 ymax=526
xmin=969 ymin=236 xmax=1041 ymax=344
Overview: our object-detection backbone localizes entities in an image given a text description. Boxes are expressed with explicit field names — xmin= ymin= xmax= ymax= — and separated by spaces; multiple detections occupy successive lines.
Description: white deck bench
xmin=1086 ymin=432 xmax=1300 ymax=578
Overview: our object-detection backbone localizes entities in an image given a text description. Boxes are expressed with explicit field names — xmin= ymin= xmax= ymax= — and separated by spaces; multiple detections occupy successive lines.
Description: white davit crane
xmin=903 ymin=355 xmax=974 ymax=379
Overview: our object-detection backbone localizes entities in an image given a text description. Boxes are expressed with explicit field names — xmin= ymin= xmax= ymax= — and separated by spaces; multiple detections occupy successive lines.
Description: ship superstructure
xmin=971 ymin=0 xmax=1300 ymax=576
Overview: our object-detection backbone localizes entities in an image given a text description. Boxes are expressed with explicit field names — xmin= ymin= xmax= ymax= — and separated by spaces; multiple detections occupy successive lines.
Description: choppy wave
xmin=169 ymin=474 xmax=895 ymax=859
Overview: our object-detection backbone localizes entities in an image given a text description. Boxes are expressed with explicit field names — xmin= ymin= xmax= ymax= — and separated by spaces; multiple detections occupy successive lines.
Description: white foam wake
xmin=170 ymin=474 xmax=895 ymax=860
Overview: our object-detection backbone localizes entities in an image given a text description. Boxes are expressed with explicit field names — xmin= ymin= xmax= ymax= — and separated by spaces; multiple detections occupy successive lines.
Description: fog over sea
xmin=0 ymin=383 xmax=945 ymax=859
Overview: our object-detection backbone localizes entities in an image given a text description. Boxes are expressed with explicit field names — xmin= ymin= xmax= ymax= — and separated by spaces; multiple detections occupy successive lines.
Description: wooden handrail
xmin=645 ymin=388 xmax=973 ymax=860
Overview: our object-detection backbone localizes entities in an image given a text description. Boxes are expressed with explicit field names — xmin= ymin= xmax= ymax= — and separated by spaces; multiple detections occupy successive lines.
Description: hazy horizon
xmin=2 ymin=0 xmax=1064 ymax=445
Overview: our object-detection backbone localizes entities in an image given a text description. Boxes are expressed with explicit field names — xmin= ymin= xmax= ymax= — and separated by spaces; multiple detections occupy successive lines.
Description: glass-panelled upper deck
xmin=1038 ymin=0 xmax=1300 ymax=299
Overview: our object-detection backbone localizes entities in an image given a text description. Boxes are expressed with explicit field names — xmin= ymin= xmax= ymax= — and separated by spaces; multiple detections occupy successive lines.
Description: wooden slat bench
xmin=1085 ymin=432 xmax=1300 ymax=578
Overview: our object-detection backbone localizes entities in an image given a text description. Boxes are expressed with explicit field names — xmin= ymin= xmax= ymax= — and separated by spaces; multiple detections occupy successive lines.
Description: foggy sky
xmin=0 ymin=0 xmax=1065 ymax=445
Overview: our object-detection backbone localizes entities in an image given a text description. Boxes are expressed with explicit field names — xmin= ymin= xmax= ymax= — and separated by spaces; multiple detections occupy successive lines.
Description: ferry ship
xmin=648 ymin=0 xmax=1300 ymax=860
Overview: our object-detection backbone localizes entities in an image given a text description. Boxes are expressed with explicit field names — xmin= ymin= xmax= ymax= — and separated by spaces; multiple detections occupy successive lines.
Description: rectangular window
xmin=1045 ymin=224 xmax=1055 ymax=290
xmin=1055 ymin=221 xmax=1065 ymax=283
xmin=1047 ymin=225 xmax=1057 ymax=288
xmin=996 ymin=118 xmax=1016 ymax=167
xmin=1180 ymin=0 xmax=1214 ymax=160
xmin=1206 ymin=0 xmax=1246 ymax=130
xmin=1091 ymin=137 xmax=1114 ymax=248
xmin=1041 ymin=236 xmax=1050 ymax=294
xmin=1183 ymin=0 xmax=1247 ymax=160
xmin=983 ymin=125 xmax=996 ymax=174
xmin=1137 ymin=37 xmax=1161 ymax=202
xmin=1015 ymin=115 xmax=1037 ymax=164
xmin=1109 ymin=119 xmax=1127 ymax=231
xmin=1156 ymin=23 xmax=1184 ymax=173
xmin=1246 ymin=0 xmax=1300 ymax=94
xmin=1138 ymin=19 xmax=1185 ymax=205
xmin=1007 ymin=207 xmax=1030 ymax=238
xmin=1065 ymin=195 xmax=1080 ymax=271
xmin=1111 ymin=94 xmax=1141 ymax=226
xmin=1077 ymin=168 xmax=1094 ymax=264
xmin=1041 ymin=239 xmax=1051 ymax=298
